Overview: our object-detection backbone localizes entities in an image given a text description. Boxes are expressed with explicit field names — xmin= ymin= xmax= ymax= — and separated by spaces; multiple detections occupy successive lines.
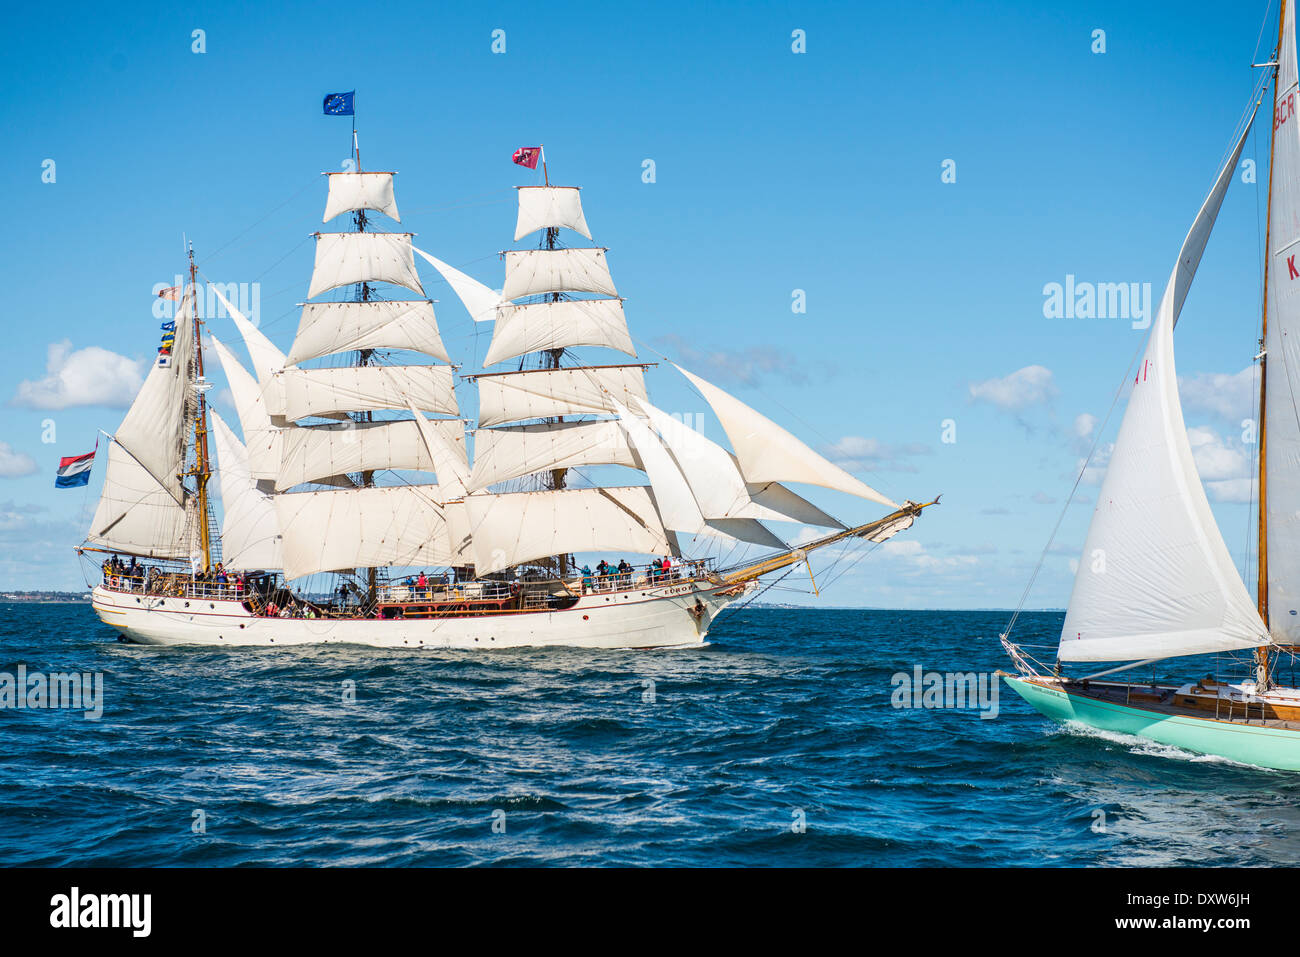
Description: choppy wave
xmin=3 ymin=602 xmax=1299 ymax=866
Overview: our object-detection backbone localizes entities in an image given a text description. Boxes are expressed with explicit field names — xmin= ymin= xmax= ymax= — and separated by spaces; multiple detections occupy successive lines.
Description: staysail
xmin=210 ymin=411 xmax=283 ymax=571
xmin=1058 ymin=107 xmax=1269 ymax=662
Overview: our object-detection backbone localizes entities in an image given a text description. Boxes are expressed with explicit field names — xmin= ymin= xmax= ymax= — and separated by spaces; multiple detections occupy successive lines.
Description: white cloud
xmin=11 ymin=340 xmax=144 ymax=410
xmin=1187 ymin=425 xmax=1250 ymax=482
xmin=968 ymin=365 xmax=1056 ymax=412
xmin=1180 ymin=366 xmax=1254 ymax=424
xmin=1206 ymin=477 xmax=1256 ymax=504
xmin=877 ymin=538 xmax=980 ymax=570
xmin=0 ymin=443 xmax=38 ymax=478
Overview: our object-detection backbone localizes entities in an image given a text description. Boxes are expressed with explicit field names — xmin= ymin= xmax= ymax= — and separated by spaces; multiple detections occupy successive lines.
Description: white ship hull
xmin=90 ymin=580 xmax=753 ymax=650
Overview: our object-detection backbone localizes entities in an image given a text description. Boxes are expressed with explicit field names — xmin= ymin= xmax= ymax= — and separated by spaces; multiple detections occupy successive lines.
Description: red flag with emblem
xmin=512 ymin=146 xmax=541 ymax=169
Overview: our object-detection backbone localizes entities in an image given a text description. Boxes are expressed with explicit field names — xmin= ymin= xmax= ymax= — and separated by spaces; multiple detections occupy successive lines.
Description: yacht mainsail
xmin=1264 ymin=0 xmax=1300 ymax=642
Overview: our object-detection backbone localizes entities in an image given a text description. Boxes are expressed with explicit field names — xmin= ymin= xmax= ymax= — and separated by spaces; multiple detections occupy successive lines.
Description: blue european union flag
xmin=323 ymin=91 xmax=355 ymax=116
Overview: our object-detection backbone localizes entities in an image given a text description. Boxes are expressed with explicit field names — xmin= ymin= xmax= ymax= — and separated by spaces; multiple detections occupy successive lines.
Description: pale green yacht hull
xmin=1004 ymin=675 xmax=1300 ymax=771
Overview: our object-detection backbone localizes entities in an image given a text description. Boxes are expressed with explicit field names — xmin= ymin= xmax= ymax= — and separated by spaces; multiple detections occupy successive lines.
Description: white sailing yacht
xmin=80 ymin=144 xmax=934 ymax=650
xmin=1001 ymin=2 xmax=1300 ymax=769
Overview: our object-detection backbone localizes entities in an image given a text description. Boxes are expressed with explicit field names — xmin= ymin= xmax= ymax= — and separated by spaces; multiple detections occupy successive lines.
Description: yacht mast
xmin=1257 ymin=0 xmax=1286 ymax=689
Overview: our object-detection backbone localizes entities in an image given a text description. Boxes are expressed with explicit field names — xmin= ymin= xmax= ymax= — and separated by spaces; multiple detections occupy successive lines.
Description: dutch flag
xmin=55 ymin=450 xmax=95 ymax=489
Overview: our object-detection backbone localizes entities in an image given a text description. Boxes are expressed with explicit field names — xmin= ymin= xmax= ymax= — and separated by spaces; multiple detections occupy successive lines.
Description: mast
xmin=1257 ymin=0 xmax=1286 ymax=689
xmin=351 ymin=138 xmax=380 ymax=602
xmin=188 ymin=245 xmax=214 ymax=572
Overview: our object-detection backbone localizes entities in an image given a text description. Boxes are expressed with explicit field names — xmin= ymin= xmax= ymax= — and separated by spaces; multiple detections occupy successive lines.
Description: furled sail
xmin=501 ymin=248 xmax=617 ymax=300
xmin=1059 ymin=108 xmax=1268 ymax=662
xmin=483 ymin=298 xmax=635 ymax=367
xmin=210 ymin=411 xmax=282 ymax=570
xmin=1264 ymin=0 xmax=1300 ymax=642
xmin=286 ymin=300 xmax=449 ymax=366
xmin=514 ymin=186 xmax=592 ymax=241
xmin=309 ymin=232 xmax=424 ymax=299
xmin=411 ymin=246 xmax=502 ymax=322
xmin=279 ymin=365 xmax=458 ymax=421
xmin=275 ymin=485 xmax=451 ymax=579
xmin=675 ymin=365 xmax=898 ymax=509
xmin=464 ymin=486 xmax=675 ymax=573
xmin=468 ymin=420 xmax=640 ymax=491
xmin=632 ymin=396 xmax=844 ymax=528
xmin=475 ymin=365 xmax=647 ymax=428
xmin=322 ymin=172 xmax=400 ymax=223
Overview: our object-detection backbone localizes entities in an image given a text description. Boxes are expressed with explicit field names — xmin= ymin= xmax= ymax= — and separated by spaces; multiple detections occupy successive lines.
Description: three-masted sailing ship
xmin=79 ymin=139 xmax=933 ymax=650
xmin=1001 ymin=2 xmax=1300 ymax=770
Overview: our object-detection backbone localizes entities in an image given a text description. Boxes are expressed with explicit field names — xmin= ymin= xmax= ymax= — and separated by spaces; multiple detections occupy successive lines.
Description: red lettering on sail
xmin=1276 ymin=92 xmax=1296 ymax=130
xmin=1134 ymin=359 xmax=1149 ymax=385
xmin=1290 ymin=254 xmax=1299 ymax=280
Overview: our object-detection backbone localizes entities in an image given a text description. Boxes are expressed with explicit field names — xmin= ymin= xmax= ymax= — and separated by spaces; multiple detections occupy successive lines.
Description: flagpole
xmin=541 ymin=144 xmax=548 ymax=186
xmin=353 ymin=92 xmax=361 ymax=172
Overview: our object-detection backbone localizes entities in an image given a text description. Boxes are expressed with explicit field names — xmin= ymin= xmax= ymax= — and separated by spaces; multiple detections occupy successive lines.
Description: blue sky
xmin=0 ymin=0 xmax=1282 ymax=607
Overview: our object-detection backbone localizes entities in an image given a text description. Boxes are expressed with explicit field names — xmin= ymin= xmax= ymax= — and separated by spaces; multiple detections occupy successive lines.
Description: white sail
xmin=514 ymin=186 xmax=592 ymax=241
xmin=279 ymin=365 xmax=458 ymax=421
xmin=411 ymin=245 xmax=502 ymax=322
xmin=276 ymin=420 xmax=442 ymax=490
xmin=108 ymin=292 xmax=194 ymax=500
xmin=275 ymin=484 xmax=451 ymax=580
xmin=464 ymin=486 xmax=674 ymax=573
xmin=1059 ymin=112 xmax=1268 ymax=662
xmin=613 ymin=400 xmax=785 ymax=549
xmin=468 ymin=420 xmax=640 ymax=491
xmin=501 ymin=248 xmax=617 ymax=301
xmin=675 ymin=365 xmax=898 ymax=509
xmin=323 ymin=172 xmax=400 ymax=223
xmin=409 ymin=402 xmax=469 ymax=500
xmin=286 ymin=300 xmax=449 ymax=366
xmin=308 ymin=232 xmax=425 ymax=299
xmin=209 ymin=284 xmax=288 ymax=419
xmin=633 ymin=397 xmax=843 ymax=528
xmin=476 ymin=365 xmax=647 ymax=428
xmin=210 ymin=335 xmax=282 ymax=481
xmin=87 ymin=441 xmax=191 ymax=559
xmin=483 ymin=298 xmax=635 ymax=367
xmin=1265 ymin=0 xmax=1300 ymax=642
xmin=210 ymin=411 xmax=282 ymax=570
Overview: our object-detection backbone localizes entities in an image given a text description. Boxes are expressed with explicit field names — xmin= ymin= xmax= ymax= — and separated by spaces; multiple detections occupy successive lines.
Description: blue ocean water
xmin=3 ymin=601 xmax=1300 ymax=867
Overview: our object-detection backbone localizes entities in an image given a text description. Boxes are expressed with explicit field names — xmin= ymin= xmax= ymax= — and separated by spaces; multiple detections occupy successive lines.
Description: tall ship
xmin=1001 ymin=3 xmax=1300 ymax=769
xmin=80 ymin=137 xmax=934 ymax=650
